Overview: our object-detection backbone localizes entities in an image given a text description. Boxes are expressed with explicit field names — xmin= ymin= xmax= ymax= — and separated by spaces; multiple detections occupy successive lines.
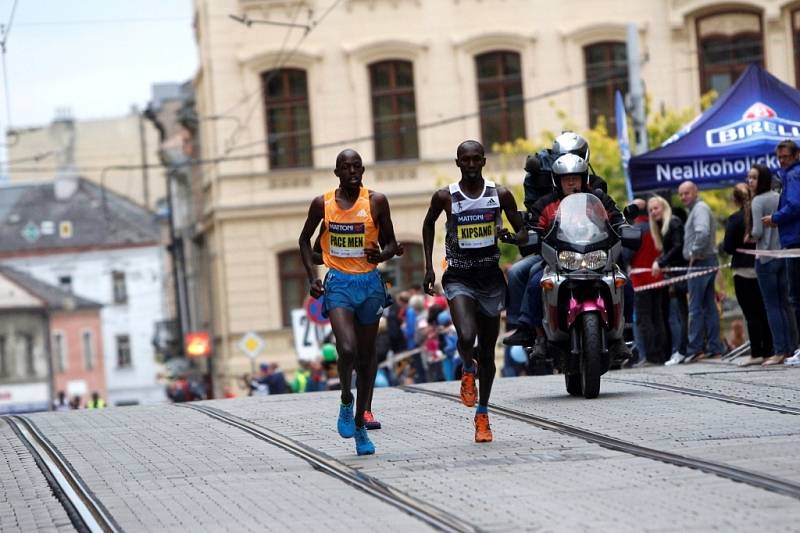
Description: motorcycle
xmin=525 ymin=193 xmax=641 ymax=398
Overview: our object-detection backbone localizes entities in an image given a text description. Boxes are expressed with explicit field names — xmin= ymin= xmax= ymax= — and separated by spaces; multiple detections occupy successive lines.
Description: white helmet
xmin=551 ymin=153 xmax=589 ymax=190
xmin=553 ymin=131 xmax=590 ymax=163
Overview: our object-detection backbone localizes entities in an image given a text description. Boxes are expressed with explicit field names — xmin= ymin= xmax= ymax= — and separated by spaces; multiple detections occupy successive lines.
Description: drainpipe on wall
xmin=143 ymin=106 xmax=187 ymax=359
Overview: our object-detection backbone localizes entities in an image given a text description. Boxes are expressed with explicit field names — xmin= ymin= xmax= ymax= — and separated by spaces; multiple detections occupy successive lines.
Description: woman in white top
xmin=748 ymin=164 xmax=794 ymax=365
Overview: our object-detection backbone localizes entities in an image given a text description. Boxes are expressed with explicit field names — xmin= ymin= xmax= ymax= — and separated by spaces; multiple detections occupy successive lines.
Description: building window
xmin=53 ymin=332 xmax=66 ymax=373
xmin=370 ymin=60 xmax=419 ymax=161
xmin=262 ymin=68 xmax=313 ymax=169
xmin=0 ymin=335 xmax=7 ymax=377
xmin=58 ymin=275 xmax=72 ymax=293
xmin=793 ymin=9 xmax=800 ymax=88
xmin=18 ymin=333 xmax=35 ymax=377
xmin=475 ymin=51 xmax=526 ymax=149
xmin=82 ymin=331 xmax=94 ymax=370
xmin=116 ymin=335 xmax=131 ymax=368
xmin=583 ymin=42 xmax=629 ymax=136
xmin=278 ymin=250 xmax=306 ymax=328
xmin=112 ymin=271 xmax=127 ymax=304
xmin=696 ymin=11 xmax=763 ymax=95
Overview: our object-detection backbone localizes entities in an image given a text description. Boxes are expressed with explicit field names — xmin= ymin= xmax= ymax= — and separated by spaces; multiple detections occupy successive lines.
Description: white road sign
xmin=238 ymin=332 xmax=265 ymax=359
xmin=291 ymin=309 xmax=331 ymax=362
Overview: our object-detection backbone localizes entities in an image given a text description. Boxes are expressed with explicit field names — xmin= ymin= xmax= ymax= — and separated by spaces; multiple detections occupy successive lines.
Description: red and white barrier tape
xmin=735 ymin=248 xmax=800 ymax=258
xmin=632 ymin=248 xmax=800 ymax=291
xmin=633 ymin=264 xmax=729 ymax=292
xmin=629 ymin=265 xmax=719 ymax=274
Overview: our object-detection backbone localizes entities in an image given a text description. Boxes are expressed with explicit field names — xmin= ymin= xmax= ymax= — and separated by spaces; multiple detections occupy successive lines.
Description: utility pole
xmin=626 ymin=23 xmax=649 ymax=155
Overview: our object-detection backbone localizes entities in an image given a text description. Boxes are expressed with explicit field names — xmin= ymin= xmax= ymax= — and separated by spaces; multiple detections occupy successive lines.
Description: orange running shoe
xmin=460 ymin=371 xmax=477 ymax=407
xmin=474 ymin=413 xmax=493 ymax=443
xmin=363 ymin=410 xmax=381 ymax=430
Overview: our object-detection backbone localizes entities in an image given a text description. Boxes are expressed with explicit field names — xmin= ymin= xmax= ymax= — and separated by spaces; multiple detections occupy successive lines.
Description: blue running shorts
xmin=323 ymin=269 xmax=387 ymax=324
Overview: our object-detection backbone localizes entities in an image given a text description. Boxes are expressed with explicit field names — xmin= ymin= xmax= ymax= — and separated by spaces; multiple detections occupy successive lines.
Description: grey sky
xmin=1 ymin=0 xmax=197 ymax=129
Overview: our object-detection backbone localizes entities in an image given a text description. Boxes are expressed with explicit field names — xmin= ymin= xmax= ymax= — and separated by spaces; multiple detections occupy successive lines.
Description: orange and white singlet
xmin=321 ymin=187 xmax=380 ymax=273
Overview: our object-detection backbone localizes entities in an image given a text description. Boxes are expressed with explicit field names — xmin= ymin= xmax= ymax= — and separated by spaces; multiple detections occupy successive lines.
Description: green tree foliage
xmin=489 ymin=92 xmax=732 ymax=268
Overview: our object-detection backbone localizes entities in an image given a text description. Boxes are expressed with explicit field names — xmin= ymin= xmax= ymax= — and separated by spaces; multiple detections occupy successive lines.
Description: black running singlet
xmin=444 ymin=180 xmax=501 ymax=270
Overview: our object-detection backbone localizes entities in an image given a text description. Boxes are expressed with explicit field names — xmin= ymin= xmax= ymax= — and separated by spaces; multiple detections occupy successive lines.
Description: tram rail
xmin=606 ymin=377 xmax=800 ymax=415
xmin=401 ymin=385 xmax=800 ymax=501
xmin=183 ymin=403 xmax=481 ymax=533
xmin=4 ymin=415 xmax=121 ymax=533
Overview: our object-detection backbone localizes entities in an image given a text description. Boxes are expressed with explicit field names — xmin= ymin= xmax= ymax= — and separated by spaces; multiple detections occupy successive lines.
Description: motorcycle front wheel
xmin=580 ymin=312 xmax=602 ymax=399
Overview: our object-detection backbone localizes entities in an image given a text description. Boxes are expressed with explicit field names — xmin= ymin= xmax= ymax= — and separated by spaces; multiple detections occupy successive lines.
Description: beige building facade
xmin=7 ymin=113 xmax=166 ymax=211
xmin=192 ymin=0 xmax=800 ymax=394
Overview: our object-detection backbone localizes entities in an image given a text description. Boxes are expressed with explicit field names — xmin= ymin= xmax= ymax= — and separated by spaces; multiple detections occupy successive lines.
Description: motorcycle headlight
xmin=557 ymin=250 xmax=608 ymax=270
xmin=557 ymin=250 xmax=583 ymax=270
xmin=583 ymin=250 xmax=608 ymax=269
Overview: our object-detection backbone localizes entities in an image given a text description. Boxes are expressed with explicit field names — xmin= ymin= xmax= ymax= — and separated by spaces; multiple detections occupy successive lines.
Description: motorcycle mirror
xmin=620 ymin=225 xmax=642 ymax=250
xmin=623 ymin=203 xmax=640 ymax=222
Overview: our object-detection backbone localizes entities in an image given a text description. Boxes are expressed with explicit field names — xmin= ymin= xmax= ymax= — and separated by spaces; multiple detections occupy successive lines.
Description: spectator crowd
xmin=628 ymin=140 xmax=800 ymax=367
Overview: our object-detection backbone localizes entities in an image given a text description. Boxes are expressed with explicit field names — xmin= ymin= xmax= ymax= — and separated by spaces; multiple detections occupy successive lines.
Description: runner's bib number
xmin=455 ymin=212 xmax=495 ymax=249
xmin=329 ymin=222 xmax=366 ymax=257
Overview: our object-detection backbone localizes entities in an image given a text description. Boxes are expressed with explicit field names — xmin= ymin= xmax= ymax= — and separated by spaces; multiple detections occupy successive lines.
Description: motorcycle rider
xmin=505 ymin=131 xmax=609 ymax=346
xmin=518 ymin=153 xmax=628 ymax=359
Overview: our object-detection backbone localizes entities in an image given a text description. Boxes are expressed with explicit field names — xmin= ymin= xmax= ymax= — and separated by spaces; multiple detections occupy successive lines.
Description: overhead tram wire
xmin=3 ymin=70 xmax=631 ymax=178
xmin=223 ymin=69 xmax=633 ymax=156
xmin=216 ymin=0 xmax=345 ymax=152
xmin=222 ymin=1 xmax=308 ymax=154
xmin=13 ymin=15 xmax=190 ymax=27
xmin=219 ymin=0 xmax=345 ymax=119
xmin=0 ymin=150 xmax=53 ymax=166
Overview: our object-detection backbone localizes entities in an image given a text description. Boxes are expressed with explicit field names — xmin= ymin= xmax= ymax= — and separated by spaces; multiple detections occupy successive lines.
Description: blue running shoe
xmin=337 ymin=402 xmax=355 ymax=438
xmin=354 ymin=426 xmax=375 ymax=455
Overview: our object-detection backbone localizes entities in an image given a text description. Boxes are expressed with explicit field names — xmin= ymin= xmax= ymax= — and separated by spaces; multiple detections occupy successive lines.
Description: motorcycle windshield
xmin=554 ymin=193 xmax=609 ymax=246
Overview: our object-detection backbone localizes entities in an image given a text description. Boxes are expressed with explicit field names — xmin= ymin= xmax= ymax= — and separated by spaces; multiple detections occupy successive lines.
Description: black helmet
xmin=553 ymin=131 xmax=590 ymax=162
xmin=551 ymin=153 xmax=589 ymax=191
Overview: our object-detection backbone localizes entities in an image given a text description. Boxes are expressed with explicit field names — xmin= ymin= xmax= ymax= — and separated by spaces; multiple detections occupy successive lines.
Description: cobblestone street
xmin=3 ymin=363 xmax=800 ymax=532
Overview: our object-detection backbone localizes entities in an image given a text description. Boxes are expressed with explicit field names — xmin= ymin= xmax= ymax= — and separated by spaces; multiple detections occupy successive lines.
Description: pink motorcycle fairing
xmin=566 ymin=295 xmax=608 ymax=328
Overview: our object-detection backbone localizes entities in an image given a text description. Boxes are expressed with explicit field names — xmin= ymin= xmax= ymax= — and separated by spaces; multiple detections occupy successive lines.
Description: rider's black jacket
xmin=523 ymin=150 xmax=609 ymax=211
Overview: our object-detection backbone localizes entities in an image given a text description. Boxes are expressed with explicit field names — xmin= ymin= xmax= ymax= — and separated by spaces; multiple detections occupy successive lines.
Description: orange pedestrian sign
xmin=185 ymin=332 xmax=211 ymax=358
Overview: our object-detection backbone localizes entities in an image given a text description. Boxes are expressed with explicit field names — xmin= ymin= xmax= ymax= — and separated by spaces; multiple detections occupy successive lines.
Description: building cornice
xmin=237 ymin=46 xmax=322 ymax=72
xmin=450 ymin=29 xmax=536 ymax=54
xmin=342 ymin=36 xmax=429 ymax=64
xmin=203 ymin=188 xmax=433 ymax=223
xmin=667 ymin=1 xmax=774 ymax=29
xmin=558 ymin=21 xmax=648 ymax=45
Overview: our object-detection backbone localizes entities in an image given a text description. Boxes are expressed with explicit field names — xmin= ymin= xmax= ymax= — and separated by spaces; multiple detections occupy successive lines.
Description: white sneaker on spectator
xmin=664 ymin=352 xmax=686 ymax=366
xmin=784 ymin=353 xmax=800 ymax=366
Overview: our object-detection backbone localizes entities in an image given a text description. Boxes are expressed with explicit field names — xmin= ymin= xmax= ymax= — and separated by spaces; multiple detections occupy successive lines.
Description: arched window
xmin=583 ymin=42 xmax=628 ymax=135
xmin=278 ymin=250 xmax=307 ymax=328
xmin=475 ymin=51 xmax=526 ymax=149
xmin=793 ymin=9 xmax=800 ymax=88
xmin=262 ymin=68 xmax=313 ymax=169
xmin=369 ymin=60 xmax=419 ymax=161
xmin=696 ymin=11 xmax=763 ymax=95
